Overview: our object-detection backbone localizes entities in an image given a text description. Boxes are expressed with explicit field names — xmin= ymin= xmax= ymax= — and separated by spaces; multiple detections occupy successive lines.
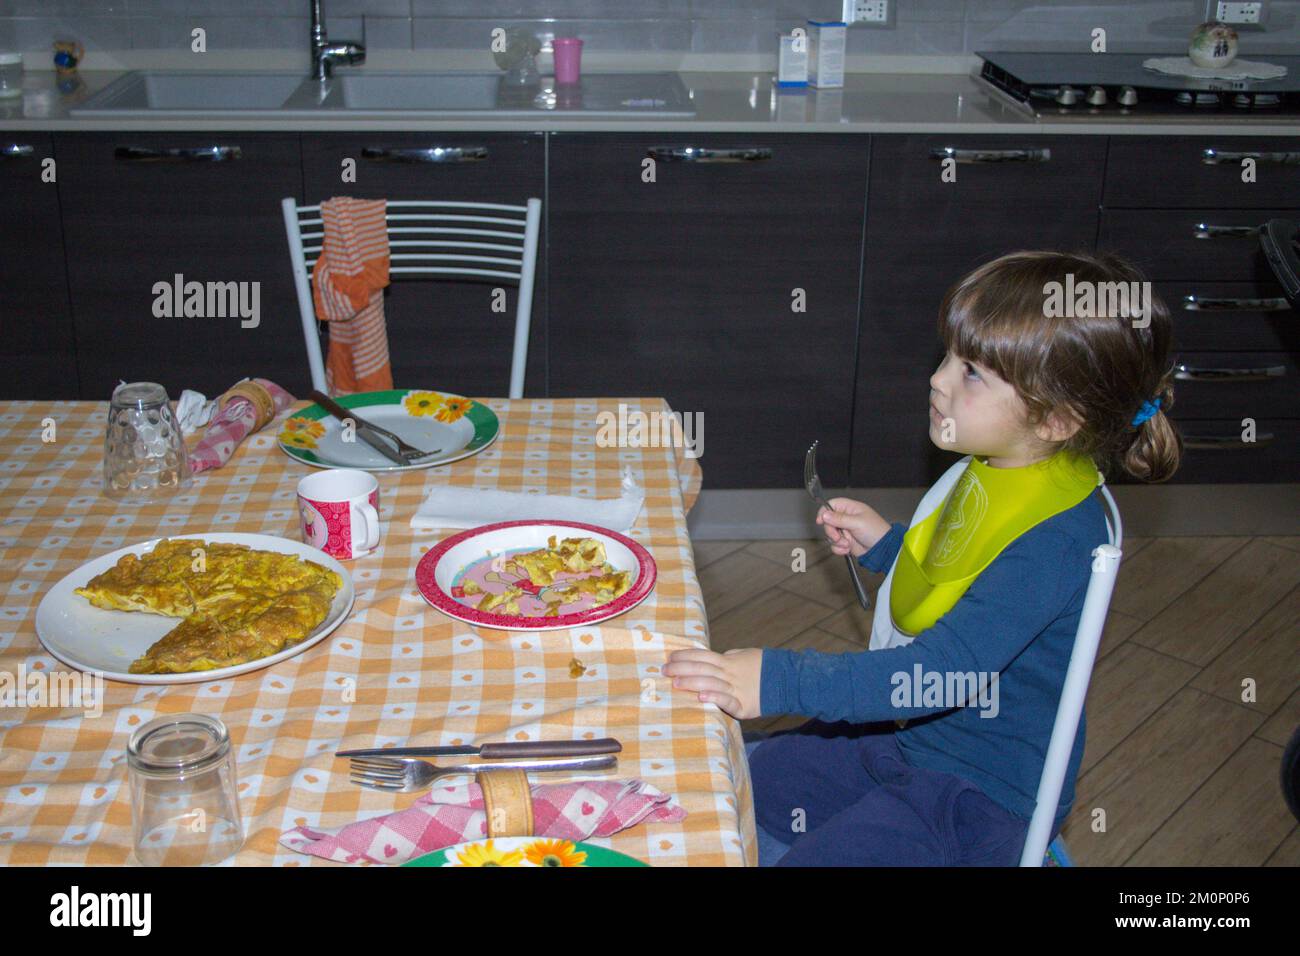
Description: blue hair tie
xmin=1132 ymin=397 xmax=1161 ymax=426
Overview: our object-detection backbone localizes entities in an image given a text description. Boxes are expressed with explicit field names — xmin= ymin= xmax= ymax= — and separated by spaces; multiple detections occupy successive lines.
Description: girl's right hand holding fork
xmin=817 ymin=498 xmax=892 ymax=558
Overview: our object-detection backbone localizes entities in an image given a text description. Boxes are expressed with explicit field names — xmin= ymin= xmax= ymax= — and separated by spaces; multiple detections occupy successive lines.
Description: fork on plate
xmin=309 ymin=389 xmax=442 ymax=465
xmin=349 ymin=754 xmax=618 ymax=793
xmin=805 ymin=440 xmax=872 ymax=612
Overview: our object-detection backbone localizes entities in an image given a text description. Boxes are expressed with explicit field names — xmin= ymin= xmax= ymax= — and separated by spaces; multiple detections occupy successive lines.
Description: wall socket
xmin=1207 ymin=1 xmax=1268 ymax=25
xmin=842 ymin=1 xmax=893 ymax=28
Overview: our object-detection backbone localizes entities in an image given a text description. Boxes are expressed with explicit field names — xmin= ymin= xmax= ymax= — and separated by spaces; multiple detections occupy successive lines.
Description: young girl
xmin=664 ymin=250 xmax=1182 ymax=866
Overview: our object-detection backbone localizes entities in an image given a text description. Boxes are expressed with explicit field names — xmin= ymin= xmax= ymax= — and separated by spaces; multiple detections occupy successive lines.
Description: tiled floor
xmin=692 ymin=534 xmax=1300 ymax=866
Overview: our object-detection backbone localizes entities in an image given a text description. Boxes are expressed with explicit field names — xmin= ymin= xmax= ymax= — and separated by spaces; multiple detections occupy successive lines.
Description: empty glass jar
xmin=127 ymin=714 xmax=244 ymax=866
xmin=103 ymin=381 xmax=193 ymax=502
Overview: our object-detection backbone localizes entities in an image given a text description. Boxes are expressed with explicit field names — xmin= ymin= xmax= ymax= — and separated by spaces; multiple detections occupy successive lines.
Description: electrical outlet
xmin=1211 ymin=1 xmax=1267 ymax=24
xmin=842 ymin=0 xmax=892 ymax=27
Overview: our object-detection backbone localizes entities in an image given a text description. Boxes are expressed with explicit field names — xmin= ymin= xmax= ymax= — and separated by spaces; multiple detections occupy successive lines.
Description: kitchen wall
xmin=0 ymin=1 xmax=1297 ymax=63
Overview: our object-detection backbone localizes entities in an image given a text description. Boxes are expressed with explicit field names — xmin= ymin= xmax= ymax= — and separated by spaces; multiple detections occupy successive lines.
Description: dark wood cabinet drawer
xmin=1155 ymin=281 xmax=1297 ymax=352
xmin=0 ymin=132 xmax=77 ymax=398
xmin=1152 ymin=418 xmax=1300 ymax=483
xmin=300 ymin=132 xmax=546 ymax=399
xmin=853 ymin=134 xmax=1107 ymax=487
xmin=1098 ymin=207 xmax=1293 ymax=282
xmin=1168 ymin=351 xmax=1298 ymax=419
xmin=56 ymin=133 xmax=305 ymax=399
xmin=549 ymin=132 xmax=870 ymax=488
xmin=1104 ymin=136 xmax=1300 ymax=208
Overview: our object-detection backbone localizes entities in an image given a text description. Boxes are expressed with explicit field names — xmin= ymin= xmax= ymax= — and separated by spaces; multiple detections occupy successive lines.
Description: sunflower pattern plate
xmin=402 ymin=837 xmax=647 ymax=868
xmin=277 ymin=389 xmax=499 ymax=472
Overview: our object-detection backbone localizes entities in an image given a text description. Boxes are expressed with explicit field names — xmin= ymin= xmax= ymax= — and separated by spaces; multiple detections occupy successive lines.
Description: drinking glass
xmin=103 ymin=381 xmax=192 ymax=502
xmin=127 ymin=713 xmax=244 ymax=866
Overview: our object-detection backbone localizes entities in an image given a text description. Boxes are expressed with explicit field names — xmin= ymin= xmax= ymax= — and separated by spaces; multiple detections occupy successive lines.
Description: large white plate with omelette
xmin=35 ymin=533 xmax=355 ymax=685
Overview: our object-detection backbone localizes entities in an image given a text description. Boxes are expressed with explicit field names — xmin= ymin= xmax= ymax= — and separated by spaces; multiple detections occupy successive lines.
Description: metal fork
xmin=805 ymin=440 xmax=872 ymax=611
xmin=349 ymin=754 xmax=618 ymax=793
xmin=309 ymin=389 xmax=442 ymax=464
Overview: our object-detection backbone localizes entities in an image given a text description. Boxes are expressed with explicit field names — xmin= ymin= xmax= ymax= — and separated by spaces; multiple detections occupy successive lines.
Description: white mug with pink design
xmin=296 ymin=469 xmax=381 ymax=560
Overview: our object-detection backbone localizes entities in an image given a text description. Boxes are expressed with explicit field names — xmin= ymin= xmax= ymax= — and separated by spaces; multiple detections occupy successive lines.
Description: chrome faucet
xmin=310 ymin=0 xmax=365 ymax=81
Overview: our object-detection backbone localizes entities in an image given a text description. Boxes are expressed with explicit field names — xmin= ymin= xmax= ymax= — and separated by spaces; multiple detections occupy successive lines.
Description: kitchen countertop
xmin=3 ymin=68 xmax=1299 ymax=135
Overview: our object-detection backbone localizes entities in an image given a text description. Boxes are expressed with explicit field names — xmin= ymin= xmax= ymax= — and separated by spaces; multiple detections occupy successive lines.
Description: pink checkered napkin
xmin=280 ymin=778 xmax=687 ymax=865
xmin=188 ymin=378 xmax=295 ymax=474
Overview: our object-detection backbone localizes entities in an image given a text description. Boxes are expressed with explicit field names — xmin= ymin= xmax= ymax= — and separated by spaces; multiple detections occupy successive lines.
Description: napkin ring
xmin=218 ymin=380 xmax=276 ymax=431
xmin=478 ymin=769 xmax=534 ymax=838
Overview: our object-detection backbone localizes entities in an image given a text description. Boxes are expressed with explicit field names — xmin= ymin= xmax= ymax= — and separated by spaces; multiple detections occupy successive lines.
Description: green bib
xmin=889 ymin=449 xmax=1100 ymax=637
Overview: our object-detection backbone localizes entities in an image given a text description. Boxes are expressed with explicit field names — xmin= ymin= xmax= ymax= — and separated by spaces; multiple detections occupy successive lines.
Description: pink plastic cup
xmin=553 ymin=37 xmax=583 ymax=85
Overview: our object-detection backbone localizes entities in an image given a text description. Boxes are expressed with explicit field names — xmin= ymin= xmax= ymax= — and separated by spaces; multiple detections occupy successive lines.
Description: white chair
xmin=281 ymin=197 xmax=542 ymax=399
xmin=1019 ymin=483 xmax=1123 ymax=866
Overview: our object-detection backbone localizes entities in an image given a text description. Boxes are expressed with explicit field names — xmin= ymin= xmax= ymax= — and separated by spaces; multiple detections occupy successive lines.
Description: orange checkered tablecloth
xmin=0 ymin=397 xmax=757 ymax=867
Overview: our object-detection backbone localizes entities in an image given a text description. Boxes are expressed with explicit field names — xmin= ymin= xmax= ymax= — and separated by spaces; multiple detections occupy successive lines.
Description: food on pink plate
xmin=450 ymin=536 xmax=632 ymax=619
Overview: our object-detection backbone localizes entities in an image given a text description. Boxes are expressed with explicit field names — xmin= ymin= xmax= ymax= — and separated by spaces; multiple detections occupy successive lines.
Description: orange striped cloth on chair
xmin=311 ymin=197 xmax=394 ymax=395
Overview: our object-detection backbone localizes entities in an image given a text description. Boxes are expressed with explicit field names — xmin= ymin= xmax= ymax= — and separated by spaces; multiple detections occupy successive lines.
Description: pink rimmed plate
xmin=415 ymin=520 xmax=656 ymax=632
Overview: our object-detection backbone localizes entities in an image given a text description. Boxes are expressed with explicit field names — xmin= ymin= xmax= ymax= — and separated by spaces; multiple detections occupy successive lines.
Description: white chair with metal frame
xmin=1020 ymin=482 xmax=1124 ymax=866
xmin=281 ymin=197 xmax=542 ymax=399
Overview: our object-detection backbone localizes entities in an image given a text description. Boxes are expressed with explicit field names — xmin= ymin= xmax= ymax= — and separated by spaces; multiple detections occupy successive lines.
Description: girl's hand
xmin=663 ymin=648 xmax=763 ymax=720
xmin=817 ymin=497 xmax=892 ymax=558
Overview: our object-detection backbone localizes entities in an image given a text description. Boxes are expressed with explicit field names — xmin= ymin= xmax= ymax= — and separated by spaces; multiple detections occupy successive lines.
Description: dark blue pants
xmin=749 ymin=720 xmax=1045 ymax=866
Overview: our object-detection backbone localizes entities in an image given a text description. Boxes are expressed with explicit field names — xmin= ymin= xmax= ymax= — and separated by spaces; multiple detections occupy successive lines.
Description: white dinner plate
xmin=34 ymin=533 xmax=355 ymax=685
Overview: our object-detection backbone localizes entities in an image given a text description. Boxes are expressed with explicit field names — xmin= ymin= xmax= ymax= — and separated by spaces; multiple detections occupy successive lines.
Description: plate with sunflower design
xmin=277 ymin=389 xmax=499 ymax=472
xmin=402 ymin=837 xmax=647 ymax=868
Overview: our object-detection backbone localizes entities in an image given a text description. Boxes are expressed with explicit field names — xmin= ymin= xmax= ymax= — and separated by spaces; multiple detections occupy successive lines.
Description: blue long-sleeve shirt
xmin=760 ymin=490 xmax=1108 ymax=825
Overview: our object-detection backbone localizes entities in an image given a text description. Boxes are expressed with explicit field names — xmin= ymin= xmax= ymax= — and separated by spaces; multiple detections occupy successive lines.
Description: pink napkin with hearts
xmin=280 ymin=778 xmax=686 ymax=865
xmin=187 ymin=378 xmax=295 ymax=474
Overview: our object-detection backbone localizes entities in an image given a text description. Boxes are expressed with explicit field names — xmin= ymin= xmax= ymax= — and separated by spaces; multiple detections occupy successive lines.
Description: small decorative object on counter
xmin=552 ymin=36 xmax=583 ymax=85
xmin=103 ymin=382 xmax=193 ymax=503
xmin=806 ymin=19 xmax=846 ymax=88
xmin=0 ymin=52 xmax=23 ymax=99
xmin=1188 ymin=20 xmax=1238 ymax=69
xmin=52 ymin=39 xmax=83 ymax=75
xmin=777 ymin=31 xmax=808 ymax=88
xmin=187 ymin=378 xmax=295 ymax=473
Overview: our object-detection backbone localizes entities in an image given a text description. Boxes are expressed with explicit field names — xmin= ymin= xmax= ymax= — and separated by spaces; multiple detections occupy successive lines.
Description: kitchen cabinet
xmin=55 ymin=133 xmax=304 ymax=400
xmin=852 ymin=134 xmax=1107 ymax=487
xmin=547 ymin=132 xmax=869 ymax=489
xmin=0 ymin=133 xmax=76 ymax=399
xmin=300 ymin=132 xmax=547 ymax=398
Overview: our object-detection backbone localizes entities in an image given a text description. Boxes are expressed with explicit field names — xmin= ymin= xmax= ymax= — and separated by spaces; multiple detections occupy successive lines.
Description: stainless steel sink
xmin=69 ymin=70 xmax=696 ymax=118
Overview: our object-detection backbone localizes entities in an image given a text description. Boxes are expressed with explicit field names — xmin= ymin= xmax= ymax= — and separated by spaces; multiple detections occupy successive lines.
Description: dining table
xmin=0 ymin=395 xmax=758 ymax=866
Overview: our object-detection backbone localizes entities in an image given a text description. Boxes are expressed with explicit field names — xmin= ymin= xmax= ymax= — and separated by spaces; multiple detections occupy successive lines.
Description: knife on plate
xmin=308 ymin=389 xmax=409 ymax=466
xmin=336 ymin=737 xmax=622 ymax=760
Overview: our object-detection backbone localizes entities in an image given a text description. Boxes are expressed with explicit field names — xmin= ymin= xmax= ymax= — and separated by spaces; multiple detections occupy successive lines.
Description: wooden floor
xmin=692 ymin=534 xmax=1300 ymax=866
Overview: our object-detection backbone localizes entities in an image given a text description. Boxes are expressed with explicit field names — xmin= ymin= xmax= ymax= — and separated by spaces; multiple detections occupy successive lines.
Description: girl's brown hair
xmin=938 ymin=250 xmax=1181 ymax=482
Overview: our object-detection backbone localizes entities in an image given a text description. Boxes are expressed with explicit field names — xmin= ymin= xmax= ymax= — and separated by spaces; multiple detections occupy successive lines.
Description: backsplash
xmin=1 ymin=1 xmax=1297 ymax=64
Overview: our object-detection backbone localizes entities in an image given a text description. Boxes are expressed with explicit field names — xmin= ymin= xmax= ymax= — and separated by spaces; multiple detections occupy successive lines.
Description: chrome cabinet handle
xmin=1183 ymin=432 xmax=1275 ymax=449
xmin=1193 ymin=223 xmax=1259 ymax=240
xmin=1182 ymin=294 xmax=1293 ymax=312
xmin=928 ymin=147 xmax=1051 ymax=164
xmin=360 ymin=146 xmax=488 ymax=163
xmin=1174 ymin=363 xmax=1286 ymax=382
xmin=114 ymin=145 xmax=242 ymax=163
xmin=1201 ymin=148 xmax=1300 ymax=165
xmin=646 ymin=146 xmax=773 ymax=163
xmin=2 ymin=143 xmax=34 ymax=159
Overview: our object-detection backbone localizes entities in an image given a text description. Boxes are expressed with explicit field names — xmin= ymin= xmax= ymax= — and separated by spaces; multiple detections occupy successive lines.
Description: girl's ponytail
xmin=1119 ymin=373 xmax=1182 ymax=483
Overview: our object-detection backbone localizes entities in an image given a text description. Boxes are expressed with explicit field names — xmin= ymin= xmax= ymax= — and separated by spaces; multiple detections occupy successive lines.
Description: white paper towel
xmin=410 ymin=485 xmax=645 ymax=533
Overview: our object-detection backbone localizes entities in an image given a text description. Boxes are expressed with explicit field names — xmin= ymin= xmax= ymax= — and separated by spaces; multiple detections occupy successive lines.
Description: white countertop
xmin=3 ymin=68 xmax=1299 ymax=136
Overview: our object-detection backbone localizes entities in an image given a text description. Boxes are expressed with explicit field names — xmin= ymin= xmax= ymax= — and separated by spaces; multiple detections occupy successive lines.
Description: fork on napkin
xmin=280 ymin=778 xmax=685 ymax=865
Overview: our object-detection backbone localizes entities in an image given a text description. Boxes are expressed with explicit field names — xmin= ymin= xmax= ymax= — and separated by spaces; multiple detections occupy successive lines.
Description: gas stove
xmin=978 ymin=51 xmax=1300 ymax=118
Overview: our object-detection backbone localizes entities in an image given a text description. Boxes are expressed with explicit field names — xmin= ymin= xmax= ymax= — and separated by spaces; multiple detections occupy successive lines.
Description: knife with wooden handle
xmin=336 ymin=737 xmax=622 ymax=760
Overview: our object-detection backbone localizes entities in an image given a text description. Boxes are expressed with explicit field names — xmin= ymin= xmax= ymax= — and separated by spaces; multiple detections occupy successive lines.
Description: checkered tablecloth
xmin=0 ymin=397 xmax=756 ymax=867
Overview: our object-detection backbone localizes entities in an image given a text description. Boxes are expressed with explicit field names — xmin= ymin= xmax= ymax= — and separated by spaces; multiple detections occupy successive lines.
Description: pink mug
xmin=297 ymin=468 xmax=380 ymax=560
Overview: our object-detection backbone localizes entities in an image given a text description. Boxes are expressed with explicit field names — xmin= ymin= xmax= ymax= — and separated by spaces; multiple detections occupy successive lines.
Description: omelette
xmin=469 ymin=536 xmax=632 ymax=617
xmin=75 ymin=539 xmax=342 ymax=674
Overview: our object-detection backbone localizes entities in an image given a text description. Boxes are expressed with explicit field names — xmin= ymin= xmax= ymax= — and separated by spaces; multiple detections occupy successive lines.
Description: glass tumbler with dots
xmin=103 ymin=381 xmax=193 ymax=502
